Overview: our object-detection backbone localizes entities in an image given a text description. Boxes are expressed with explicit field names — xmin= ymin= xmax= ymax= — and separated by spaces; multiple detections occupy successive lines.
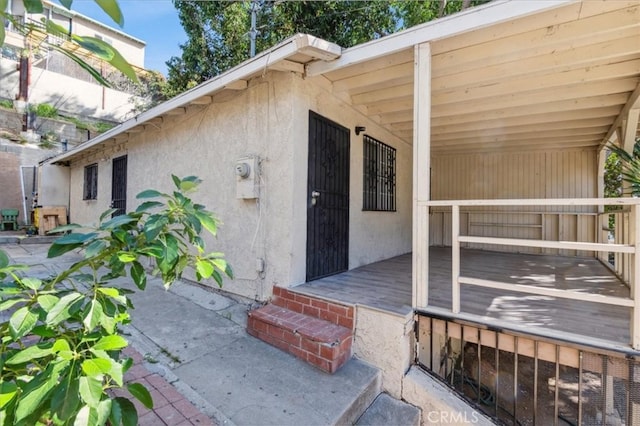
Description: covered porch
xmin=296 ymin=246 xmax=631 ymax=349
xmin=298 ymin=1 xmax=640 ymax=423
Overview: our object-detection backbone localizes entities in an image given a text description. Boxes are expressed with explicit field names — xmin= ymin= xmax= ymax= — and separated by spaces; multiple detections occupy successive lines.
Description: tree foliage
xmin=164 ymin=0 xmax=490 ymax=97
xmin=606 ymin=138 xmax=640 ymax=197
xmin=0 ymin=176 xmax=232 ymax=425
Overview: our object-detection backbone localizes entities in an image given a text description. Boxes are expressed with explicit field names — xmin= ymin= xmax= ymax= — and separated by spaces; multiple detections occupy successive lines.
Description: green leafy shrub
xmin=0 ymin=175 xmax=232 ymax=425
xmin=29 ymin=103 xmax=59 ymax=118
xmin=95 ymin=122 xmax=115 ymax=133
xmin=0 ymin=99 xmax=13 ymax=110
xmin=65 ymin=116 xmax=91 ymax=130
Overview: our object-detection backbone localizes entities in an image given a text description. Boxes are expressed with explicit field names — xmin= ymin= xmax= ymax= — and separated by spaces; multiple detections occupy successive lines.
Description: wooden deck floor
xmin=295 ymin=247 xmax=632 ymax=347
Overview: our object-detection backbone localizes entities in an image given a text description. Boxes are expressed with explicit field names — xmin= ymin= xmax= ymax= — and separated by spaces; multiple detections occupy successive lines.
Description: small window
xmin=83 ymin=163 xmax=98 ymax=200
xmin=363 ymin=135 xmax=396 ymax=211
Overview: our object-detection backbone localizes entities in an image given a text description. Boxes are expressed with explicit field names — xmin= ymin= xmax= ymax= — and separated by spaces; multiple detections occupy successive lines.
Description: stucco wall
xmin=67 ymin=72 xmax=297 ymax=301
xmin=63 ymin=69 xmax=413 ymax=300
xmin=353 ymin=307 xmax=414 ymax=399
xmin=70 ymin=19 xmax=145 ymax=68
xmin=39 ymin=164 xmax=70 ymax=207
xmin=289 ymin=75 xmax=413 ymax=285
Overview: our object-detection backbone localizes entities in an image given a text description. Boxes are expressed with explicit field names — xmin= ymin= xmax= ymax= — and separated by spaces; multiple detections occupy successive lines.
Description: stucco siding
xmin=65 ymin=70 xmax=412 ymax=300
xmin=67 ymin=72 xmax=297 ymax=300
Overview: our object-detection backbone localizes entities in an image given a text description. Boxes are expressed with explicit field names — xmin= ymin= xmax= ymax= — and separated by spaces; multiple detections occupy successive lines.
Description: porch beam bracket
xmin=268 ymin=59 xmax=305 ymax=74
xmin=190 ymin=96 xmax=213 ymax=105
xmin=224 ymin=80 xmax=248 ymax=90
xmin=600 ymin=83 xmax=640 ymax=149
xmin=166 ymin=107 xmax=187 ymax=116
xmin=622 ymin=108 xmax=640 ymax=153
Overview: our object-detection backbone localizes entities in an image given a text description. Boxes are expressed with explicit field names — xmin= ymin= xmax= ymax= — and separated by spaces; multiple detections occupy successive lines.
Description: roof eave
xmin=47 ymin=33 xmax=341 ymax=165
xmin=306 ymin=0 xmax=575 ymax=77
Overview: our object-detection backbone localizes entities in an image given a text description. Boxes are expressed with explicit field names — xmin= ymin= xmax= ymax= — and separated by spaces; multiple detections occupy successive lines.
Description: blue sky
xmin=60 ymin=0 xmax=187 ymax=75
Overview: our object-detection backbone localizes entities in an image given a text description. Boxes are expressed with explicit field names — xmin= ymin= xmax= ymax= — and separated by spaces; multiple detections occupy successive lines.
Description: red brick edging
xmin=112 ymin=347 xmax=215 ymax=426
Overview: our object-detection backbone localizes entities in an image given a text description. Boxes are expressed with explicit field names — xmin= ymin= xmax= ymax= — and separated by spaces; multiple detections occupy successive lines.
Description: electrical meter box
xmin=235 ymin=156 xmax=259 ymax=199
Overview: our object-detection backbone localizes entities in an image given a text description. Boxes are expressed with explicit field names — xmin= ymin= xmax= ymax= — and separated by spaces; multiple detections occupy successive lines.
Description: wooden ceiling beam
xmin=430 ymin=1 xmax=637 ymax=55
xmin=324 ymin=49 xmax=413 ymax=82
xmin=433 ymin=105 xmax=621 ymax=128
xmin=379 ymin=110 xmax=414 ymax=125
xmin=433 ymin=59 xmax=640 ymax=106
xmin=432 ymin=141 xmax=598 ymax=155
xmin=434 ymin=134 xmax=599 ymax=147
xmin=432 ymin=6 xmax=639 ymax=76
xmin=365 ymin=96 xmax=413 ymax=115
xmin=433 ymin=78 xmax=637 ymax=118
xmin=433 ymin=126 xmax=610 ymax=144
xmin=384 ymin=104 xmax=621 ymax=131
xmin=432 ymin=117 xmax=614 ymax=137
xmin=432 ymin=32 xmax=640 ymax=91
xmin=332 ymin=62 xmax=413 ymax=93
xmin=432 ymin=137 xmax=599 ymax=152
xmin=433 ymin=130 xmax=606 ymax=147
xmin=351 ymin=83 xmax=413 ymax=105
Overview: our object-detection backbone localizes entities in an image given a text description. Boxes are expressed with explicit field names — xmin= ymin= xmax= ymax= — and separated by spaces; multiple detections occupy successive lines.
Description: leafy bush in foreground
xmin=0 ymin=175 xmax=232 ymax=425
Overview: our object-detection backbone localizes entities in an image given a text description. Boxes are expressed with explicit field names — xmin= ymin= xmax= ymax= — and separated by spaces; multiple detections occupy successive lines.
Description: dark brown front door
xmin=306 ymin=111 xmax=350 ymax=281
xmin=111 ymin=155 xmax=127 ymax=217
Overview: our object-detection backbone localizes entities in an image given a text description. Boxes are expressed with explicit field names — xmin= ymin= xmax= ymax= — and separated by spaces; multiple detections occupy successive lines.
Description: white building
xmin=1 ymin=0 xmax=146 ymax=121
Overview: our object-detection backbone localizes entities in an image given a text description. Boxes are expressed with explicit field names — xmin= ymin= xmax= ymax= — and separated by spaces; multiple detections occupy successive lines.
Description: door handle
xmin=311 ymin=190 xmax=320 ymax=206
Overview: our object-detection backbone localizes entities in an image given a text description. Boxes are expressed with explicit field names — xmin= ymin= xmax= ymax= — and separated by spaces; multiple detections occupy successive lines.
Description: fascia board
xmin=306 ymin=0 xmax=575 ymax=77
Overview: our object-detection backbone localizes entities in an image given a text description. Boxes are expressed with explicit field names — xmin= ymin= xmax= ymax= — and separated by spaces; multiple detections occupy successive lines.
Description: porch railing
xmin=417 ymin=313 xmax=640 ymax=426
xmin=422 ymin=198 xmax=640 ymax=350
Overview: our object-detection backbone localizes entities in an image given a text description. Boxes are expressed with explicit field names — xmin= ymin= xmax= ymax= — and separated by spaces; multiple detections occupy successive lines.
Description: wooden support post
xmin=632 ymin=205 xmax=640 ymax=350
xmin=597 ymin=148 xmax=607 ymax=261
xmin=452 ymin=204 xmax=460 ymax=313
xmin=412 ymin=42 xmax=431 ymax=309
xmin=626 ymin=212 xmax=631 ymax=284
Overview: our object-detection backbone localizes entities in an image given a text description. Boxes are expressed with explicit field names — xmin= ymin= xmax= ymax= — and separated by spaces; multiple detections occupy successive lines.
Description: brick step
xmin=272 ymin=286 xmax=355 ymax=330
xmin=247 ymin=304 xmax=353 ymax=373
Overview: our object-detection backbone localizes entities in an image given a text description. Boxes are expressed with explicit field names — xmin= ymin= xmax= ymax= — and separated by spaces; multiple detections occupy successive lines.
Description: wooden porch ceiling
xmin=320 ymin=1 xmax=640 ymax=154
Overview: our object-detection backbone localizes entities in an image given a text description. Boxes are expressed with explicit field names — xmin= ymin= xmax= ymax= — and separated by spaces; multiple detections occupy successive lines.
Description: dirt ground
xmin=446 ymin=343 xmax=632 ymax=426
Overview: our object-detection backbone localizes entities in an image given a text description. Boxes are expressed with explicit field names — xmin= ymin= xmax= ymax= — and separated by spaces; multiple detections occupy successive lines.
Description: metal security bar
xmin=83 ymin=163 xmax=98 ymax=200
xmin=417 ymin=314 xmax=640 ymax=426
xmin=363 ymin=135 xmax=396 ymax=212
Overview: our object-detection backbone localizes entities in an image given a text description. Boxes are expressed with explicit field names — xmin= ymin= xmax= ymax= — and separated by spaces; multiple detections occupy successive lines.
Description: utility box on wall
xmin=235 ymin=156 xmax=259 ymax=199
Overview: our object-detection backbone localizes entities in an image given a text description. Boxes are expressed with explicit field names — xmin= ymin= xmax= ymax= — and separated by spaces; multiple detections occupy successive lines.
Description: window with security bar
xmin=83 ymin=163 xmax=98 ymax=200
xmin=363 ymin=135 xmax=396 ymax=211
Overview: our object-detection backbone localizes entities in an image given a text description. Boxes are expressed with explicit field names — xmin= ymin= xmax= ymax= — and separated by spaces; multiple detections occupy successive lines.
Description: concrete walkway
xmin=1 ymin=241 xmax=381 ymax=426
